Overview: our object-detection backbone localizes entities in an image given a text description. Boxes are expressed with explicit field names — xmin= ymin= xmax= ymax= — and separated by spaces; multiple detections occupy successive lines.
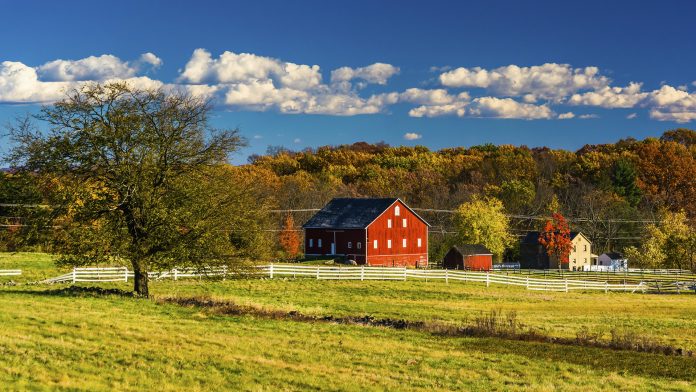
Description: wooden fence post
xmin=565 ymin=279 xmax=568 ymax=293
xmin=72 ymin=267 xmax=76 ymax=284
xmin=361 ymin=266 xmax=364 ymax=281
xmin=316 ymin=267 xmax=320 ymax=280
xmin=124 ymin=267 xmax=128 ymax=283
xmin=445 ymin=269 xmax=449 ymax=284
xmin=526 ymin=277 xmax=529 ymax=289
xmin=174 ymin=268 xmax=178 ymax=281
xmin=269 ymin=263 xmax=274 ymax=279
xmin=403 ymin=268 xmax=407 ymax=281
xmin=605 ymin=281 xmax=608 ymax=293
xmin=486 ymin=272 xmax=490 ymax=287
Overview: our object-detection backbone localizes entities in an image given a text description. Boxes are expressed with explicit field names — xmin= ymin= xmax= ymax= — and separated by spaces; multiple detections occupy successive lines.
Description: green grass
xmin=2 ymin=253 xmax=696 ymax=390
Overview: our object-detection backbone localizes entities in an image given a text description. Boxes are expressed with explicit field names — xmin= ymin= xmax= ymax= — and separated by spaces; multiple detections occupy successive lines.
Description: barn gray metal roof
xmin=452 ymin=244 xmax=493 ymax=256
xmin=302 ymin=197 xmax=428 ymax=229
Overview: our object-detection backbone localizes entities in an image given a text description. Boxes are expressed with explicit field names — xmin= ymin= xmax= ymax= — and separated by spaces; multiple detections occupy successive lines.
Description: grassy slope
xmin=2 ymin=253 xmax=696 ymax=390
xmin=1 ymin=288 xmax=695 ymax=391
xmin=155 ymin=279 xmax=696 ymax=351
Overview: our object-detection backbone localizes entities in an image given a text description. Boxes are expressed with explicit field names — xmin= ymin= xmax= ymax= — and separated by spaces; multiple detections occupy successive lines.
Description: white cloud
xmin=627 ymin=113 xmax=637 ymax=119
xmin=409 ymin=96 xmax=553 ymax=119
xmin=558 ymin=112 xmax=575 ymax=119
xmin=36 ymin=53 xmax=161 ymax=82
xmin=0 ymin=61 xmax=72 ymax=102
xmin=138 ymin=52 xmax=163 ymax=69
xmin=467 ymin=97 xmax=553 ymax=119
xmin=646 ymin=85 xmax=696 ymax=123
xmin=578 ymin=114 xmax=599 ymax=119
xmin=293 ymin=138 xmax=301 ymax=144
xmin=439 ymin=63 xmax=609 ymax=101
xmin=399 ymin=88 xmax=469 ymax=105
xmin=330 ymin=63 xmax=399 ymax=85
xmin=178 ymin=48 xmax=322 ymax=91
xmin=403 ymin=132 xmax=422 ymax=140
xmin=568 ymin=82 xmax=647 ymax=108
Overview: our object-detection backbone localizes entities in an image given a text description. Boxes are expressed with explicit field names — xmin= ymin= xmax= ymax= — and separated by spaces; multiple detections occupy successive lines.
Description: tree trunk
xmin=132 ymin=260 xmax=149 ymax=297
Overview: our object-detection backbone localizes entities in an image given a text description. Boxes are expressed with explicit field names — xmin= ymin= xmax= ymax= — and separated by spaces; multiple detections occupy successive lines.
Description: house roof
xmin=452 ymin=244 xmax=493 ymax=256
xmin=521 ymin=231 xmax=583 ymax=244
xmin=302 ymin=198 xmax=429 ymax=229
xmin=602 ymin=252 xmax=625 ymax=260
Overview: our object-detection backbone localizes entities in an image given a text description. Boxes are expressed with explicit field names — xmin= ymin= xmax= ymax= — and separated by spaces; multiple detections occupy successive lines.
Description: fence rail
xmin=39 ymin=265 xmax=696 ymax=294
xmin=0 ymin=269 xmax=21 ymax=277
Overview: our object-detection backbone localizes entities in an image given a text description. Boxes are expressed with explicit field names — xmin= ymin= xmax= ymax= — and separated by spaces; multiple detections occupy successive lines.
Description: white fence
xmin=40 ymin=265 xmax=696 ymax=293
xmin=0 ymin=269 xmax=21 ymax=277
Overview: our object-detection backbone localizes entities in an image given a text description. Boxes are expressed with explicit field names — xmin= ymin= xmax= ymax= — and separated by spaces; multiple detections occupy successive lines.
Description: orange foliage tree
xmin=538 ymin=212 xmax=573 ymax=269
xmin=279 ymin=214 xmax=301 ymax=258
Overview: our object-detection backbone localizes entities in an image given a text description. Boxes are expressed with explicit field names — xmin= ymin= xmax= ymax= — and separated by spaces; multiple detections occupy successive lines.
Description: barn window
xmin=387 ymin=219 xmax=392 ymax=228
xmin=357 ymin=242 xmax=362 ymax=249
xmin=387 ymin=239 xmax=392 ymax=249
xmin=309 ymin=239 xmax=313 ymax=248
xmin=402 ymin=238 xmax=407 ymax=248
xmin=402 ymin=218 xmax=407 ymax=227
xmin=348 ymin=242 xmax=352 ymax=249
xmin=373 ymin=240 xmax=378 ymax=249
xmin=395 ymin=206 xmax=400 ymax=216
xmin=417 ymin=238 xmax=422 ymax=247
xmin=318 ymin=239 xmax=322 ymax=248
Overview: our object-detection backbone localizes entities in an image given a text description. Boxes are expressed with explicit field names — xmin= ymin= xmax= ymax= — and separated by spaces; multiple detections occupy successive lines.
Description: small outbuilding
xmin=597 ymin=252 xmax=628 ymax=270
xmin=443 ymin=244 xmax=493 ymax=271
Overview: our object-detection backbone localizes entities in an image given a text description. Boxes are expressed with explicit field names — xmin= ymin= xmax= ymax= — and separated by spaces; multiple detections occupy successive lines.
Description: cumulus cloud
xmin=330 ymin=63 xmax=399 ymax=85
xmin=578 ymin=114 xmax=599 ymax=119
xmin=568 ymin=82 xmax=647 ymax=108
xmin=627 ymin=113 xmax=637 ymax=119
xmin=176 ymin=49 xmax=401 ymax=115
xmin=0 ymin=53 xmax=164 ymax=103
xmin=558 ymin=112 xmax=575 ymax=119
xmin=36 ymin=53 xmax=162 ymax=82
xmin=399 ymin=88 xmax=469 ymax=106
xmin=467 ymin=97 xmax=554 ymax=119
xmin=646 ymin=85 xmax=696 ymax=123
xmin=403 ymin=132 xmax=422 ymax=140
xmin=439 ymin=63 xmax=609 ymax=101
xmin=409 ymin=96 xmax=553 ymax=119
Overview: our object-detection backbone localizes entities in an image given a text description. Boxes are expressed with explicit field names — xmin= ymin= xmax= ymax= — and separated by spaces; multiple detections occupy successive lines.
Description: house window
xmin=395 ymin=206 xmax=400 ymax=216
xmin=348 ymin=242 xmax=352 ymax=249
xmin=573 ymin=259 xmax=576 ymax=264
xmin=357 ymin=242 xmax=362 ymax=249
xmin=318 ymin=239 xmax=322 ymax=248
xmin=309 ymin=239 xmax=313 ymax=248
xmin=584 ymin=244 xmax=587 ymax=251
xmin=402 ymin=238 xmax=407 ymax=248
xmin=573 ymin=245 xmax=576 ymax=252
xmin=584 ymin=258 xmax=587 ymax=264
xmin=417 ymin=238 xmax=422 ymax=248
xmin=402 ymin=218 xmax=407 ymax=227
xmin=387 ymin=219 xmax=392 ymax=228
xmin=387 ymin=239 xmax=392 ymax=249
xmin=373 ymin=240 xmax=378 ymax=249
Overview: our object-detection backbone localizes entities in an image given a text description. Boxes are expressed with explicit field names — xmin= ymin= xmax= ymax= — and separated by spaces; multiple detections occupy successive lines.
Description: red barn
xmin=443 ymin=244 xmax=493 ymax=271
xmin=303 ymin=198 xmax=429 ymax=267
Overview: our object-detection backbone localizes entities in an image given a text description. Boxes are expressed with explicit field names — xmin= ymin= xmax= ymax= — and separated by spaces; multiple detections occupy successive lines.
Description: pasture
xmin=2 ymin=252 xmax=696 ymax=391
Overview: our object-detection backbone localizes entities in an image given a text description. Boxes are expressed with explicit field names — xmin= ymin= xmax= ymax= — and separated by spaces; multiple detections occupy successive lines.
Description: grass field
xmin=2 ymin=252 xmax=696 ymax=391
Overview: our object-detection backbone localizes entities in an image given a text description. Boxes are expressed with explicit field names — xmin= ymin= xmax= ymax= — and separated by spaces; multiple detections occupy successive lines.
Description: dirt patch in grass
xmin=158 ymin=295 xmax=695 ymax=358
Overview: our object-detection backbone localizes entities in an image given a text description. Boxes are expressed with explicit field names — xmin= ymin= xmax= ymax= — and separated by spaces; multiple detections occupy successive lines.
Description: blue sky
xmin=1 ymin=0 xmax=695 ymax=163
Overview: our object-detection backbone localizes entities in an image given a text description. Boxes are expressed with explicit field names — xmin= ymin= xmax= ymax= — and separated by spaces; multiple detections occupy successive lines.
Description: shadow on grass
xmin=464 ymin=337 xmax=696 ymax=382
xmin=0 ymin=285 xmax=135 ymax=297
